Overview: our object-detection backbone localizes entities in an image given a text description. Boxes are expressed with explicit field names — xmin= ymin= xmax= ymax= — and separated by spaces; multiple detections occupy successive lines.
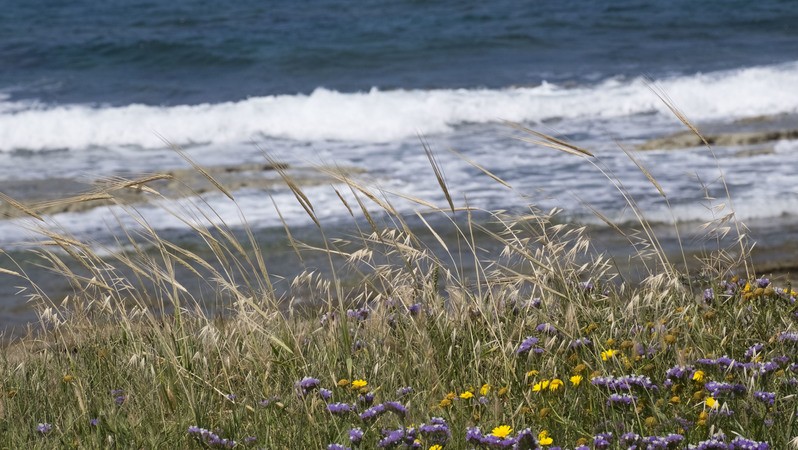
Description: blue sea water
xmin=0 ymin=0 xmax=798 ymax=239
xmin=3 ymin=0 xmax=797 ymax=105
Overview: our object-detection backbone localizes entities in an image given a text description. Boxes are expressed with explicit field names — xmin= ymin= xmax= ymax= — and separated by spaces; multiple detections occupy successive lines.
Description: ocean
xmin=1 ymin=0 xmax=798 ymax=328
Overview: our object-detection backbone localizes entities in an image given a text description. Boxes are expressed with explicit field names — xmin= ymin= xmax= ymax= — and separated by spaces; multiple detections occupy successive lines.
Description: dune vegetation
xmin=0 ymin=114 xmax=794 ymax=449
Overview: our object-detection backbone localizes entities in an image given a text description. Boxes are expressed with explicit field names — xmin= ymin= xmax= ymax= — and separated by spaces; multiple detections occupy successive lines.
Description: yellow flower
xmin=525 ymin=370 xmax=539 ymax=378
xmin=706 ymin=397 xmax=718 ymax=409
xmin=491 ymin=425 xmax=512 ymax=438
xmin=62 ymin=374 xmax=74 ymax=383
xmin=480 ymin=383 xmax=491 ymax=396
xmin=337 ymin=379 xmax=350 ymax=387
xmin=538 ymin=430 xmax=554 ymax=446
xmin=439 ymin=398 xmax=452 ymax=408
xmin=351 ymin=379 xmax=368 ymax=389
xmin=497 ymin=387 xmax=509 ymax=397
xmin=601 ymin=349 xmax=618 ymax=361
xmin=570 ymin=375 xmax=583 ymax=386
xmin=429 ymin=445 xmax=443 ymax=450
xmin=692 ymin=370 xmax=705 ymax=382
xmin=459 ymin=391 xmax=474 ymax=400
xmin=532 ymin=380 xmax=550 ymax=392
xmin=743 ymin=282 xmax=752 ymax=293
xmin=548 ymin=379 xmax=564 ymax=391
xmin=445 ymin=391 xmax=456 ymax=400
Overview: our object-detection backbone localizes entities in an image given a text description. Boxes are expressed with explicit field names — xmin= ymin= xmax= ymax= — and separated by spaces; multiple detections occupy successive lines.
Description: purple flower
xmin=594 ymin=432 xmax=613 ymax=449
xmin=36 ymin=423 xmax=53 ymax=434
xmin=704 ymin=288 xmax=715 ymax=303
xmin=753 ymin=391 xmax=776 ymax=406
xmin=296 ymin=377 xmax=321 ymax=396
xmin=226 ymin=393 xmax=237 ymax=401
xmin=352 ymin=340 xmax=366 ymax=352
xmin=579 ymin=280 xmax=594 ymax=292
xmin=569 ymin=337 xmax=592 ymax=349
xmin=396 ymin=386 xmax=413 ymax=397
xmin=89 ymin=418 xmax=99 ymax=427
xmin=466 ymin=427 xmax=483 ymax=444
xmin=536 ymin=322 xmax=558 ymax=335
xmin=730 ymin=436 xmax=769 ymax=450
xmin=347 ymin=307 xmax=369 ymax=321
xmin=378 ymin=428 xmax=408 ymax=448
xmin=327 ymin=445 xmax=351 ymax=450
xmin=705 ymin=381 xmax=747 ymax=397
xmin=349 ymin=428 xmax=364 ymax=445
xmin=319 ymin=388 xmax=333 ymax=401
xmin=606 ymin=393 xmax=637 ymax=406
xmin=419 ymin=417 xmax=450 ymax=445
xmin=383 ymin=401 xmax=408 ymax=418
xmin=359 ymin=403 xmax=387 ymax=422
xmin=515 ymin=428 xmax=538 ymax=450
xmin=778 ymin=331 xmax=798 ymax=343
xmin=407 ymin=303 xmax=422 ymax=316
xmin=745 ymin=343 xmax=765 ymax=360
xmin=357 ymin=392 xmax=375 ymax=407
xmin=516 ymin=336 xmax=540 ymax=355
xmin=327 ymin=402 xmax=353 ymax=415
xmin=757 ymin=277 xmax=770 ymax=288
xmin=115 ymin=395 xmax=127 ymax=405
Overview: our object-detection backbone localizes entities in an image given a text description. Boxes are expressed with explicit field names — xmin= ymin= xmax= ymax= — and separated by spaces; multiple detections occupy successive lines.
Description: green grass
xmin=0 ymin=119 xmax=795 ymax=449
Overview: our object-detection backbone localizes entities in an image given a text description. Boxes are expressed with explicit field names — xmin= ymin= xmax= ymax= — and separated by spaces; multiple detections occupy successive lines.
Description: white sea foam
xmin=1 ymin=62 xmax=798 ymax=152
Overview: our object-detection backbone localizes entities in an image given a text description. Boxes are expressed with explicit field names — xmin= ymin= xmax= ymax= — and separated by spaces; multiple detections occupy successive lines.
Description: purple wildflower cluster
xmin=777 ymin=331 xmax=798 ymax=343
xmin=593 ymin=432 xmax=613 ymax=449
xmin=358 ymin=401 xmax=408 ymax=422
xmin=663 ymin=365 xmax=697 ymax=388
xmin=569 ymin=337 xmax=592 ymax=349
xmin=744 ymin=343 xmax=765 ymax=360
xmin=347 ymin=307 xmax=369 ymax=321
xmin=111 ymin=388 xmax=127 ymax=405
xmin=591 ymin=374 xmax=658 ymax=392
xmin=419 ymin=417 xmax=450 ymax=445
xmin=396 ymin=386 xmax=413 ymax=397
xmin=704 ymin=381 xmax=747 ymax=398
xmin=516 ymin=336 xmax=544 ymax=355
xmin=328 ymin=402 xmax=353 ymax=415
xmin=378 ymin=427 xmax=419 ymax=448
xmin=620 ymin=432 xmax=684 ymax=449
xmin=607 ymin=393 xmax=637 ymax=406
xmin=349 ymin=427 xmax=364 ymax=445
xmin=753 ymin=390 xmax=776 ymax=406
xmin=468 ymin=428 xmax=501 ymax=448
xmin=295 ymin=376 xmax=321 ymax=397
xmin=696 ymin=356 xmax=782 ymax=376
xmin=535 ymin=322 xmax=558 ymax=335
xmin=36 ymin=422 xmax=53 ymax=435
xmin=687 ymin=433 xmax=769 ymax=450
xmin=327 ymin=444 xmax=351 ymax=450
xmin=187 ymin=426 xmax=236 ymax=448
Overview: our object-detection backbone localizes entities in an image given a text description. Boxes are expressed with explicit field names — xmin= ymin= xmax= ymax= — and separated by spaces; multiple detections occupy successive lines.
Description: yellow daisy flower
xmin=692 ymin=370 xmax=705 ymax=382
xmin=548 ymin=379 xmax=564 ymax=391
xmin=706 ymin=397 xmax=718 ymax=409
xmin=538 ymin=430 xmax=554 ymax=446
xmin=532 ymin=380 xmax=550 ymax=392
xmin=351 ymin=379 xmax=368 ymax=389
xmin=480 ymin=383 xmax=491 ymax=396
xmin=491 ymin=425 xmax=512 ymax=438
xmin=570 ymin=375 xmax=583 ymax=386
xmin=601 ymin=349 xmax=618 ymax=361
xmin=459 ymin=391 xmax=474 ymax=400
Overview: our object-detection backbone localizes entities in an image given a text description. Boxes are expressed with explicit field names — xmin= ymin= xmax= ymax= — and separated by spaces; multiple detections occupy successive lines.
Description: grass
xmin=0 ymin=112 xmax=795 ymax=449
